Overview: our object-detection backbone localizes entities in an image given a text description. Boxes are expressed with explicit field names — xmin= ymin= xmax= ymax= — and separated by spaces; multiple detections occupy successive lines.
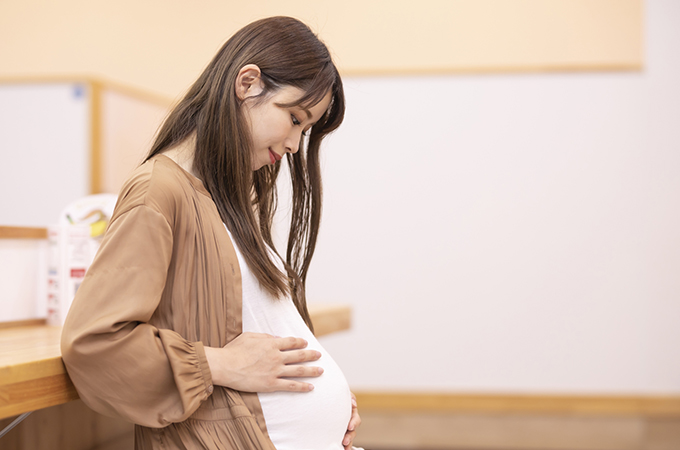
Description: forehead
xmin=273 ymin=85 xmax=307 ymax=103
xmin=274 ymin=86 xmax=332 ymax=122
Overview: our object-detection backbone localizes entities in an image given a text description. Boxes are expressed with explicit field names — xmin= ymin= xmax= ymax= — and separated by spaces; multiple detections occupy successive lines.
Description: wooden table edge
xmin=0 ymin=303 xmax=352 ymax=419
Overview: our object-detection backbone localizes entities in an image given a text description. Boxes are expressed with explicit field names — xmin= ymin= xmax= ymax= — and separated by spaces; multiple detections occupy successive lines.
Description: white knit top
xmin=225 ymin=227 xmax=354 ymax=450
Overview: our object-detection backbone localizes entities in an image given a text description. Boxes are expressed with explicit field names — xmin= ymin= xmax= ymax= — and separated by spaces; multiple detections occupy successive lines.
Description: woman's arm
xmin=61 ymin=204 xmax=211 ymax=428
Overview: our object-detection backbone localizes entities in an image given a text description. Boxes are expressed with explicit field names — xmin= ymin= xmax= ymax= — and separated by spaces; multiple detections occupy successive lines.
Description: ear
xmin=235 ymin=64 xmax=264 ymax=101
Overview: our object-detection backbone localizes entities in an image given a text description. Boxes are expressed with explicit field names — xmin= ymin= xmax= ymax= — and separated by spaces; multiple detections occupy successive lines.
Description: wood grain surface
xmin=0 ymin=226 xmax=48 ymax=239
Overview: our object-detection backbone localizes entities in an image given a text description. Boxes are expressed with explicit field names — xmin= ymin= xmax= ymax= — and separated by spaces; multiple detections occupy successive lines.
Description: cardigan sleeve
xmin=61 ymin=202 xmax=214 ymax=428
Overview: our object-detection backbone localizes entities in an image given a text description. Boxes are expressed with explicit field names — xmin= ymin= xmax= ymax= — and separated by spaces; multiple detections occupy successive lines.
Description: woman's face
xmin=243 ymin=86 xmax=332 ymax=171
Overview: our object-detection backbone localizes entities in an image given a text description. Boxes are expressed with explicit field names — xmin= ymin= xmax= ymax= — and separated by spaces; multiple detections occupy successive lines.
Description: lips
xmin=269 ymin=149 xmax=282 ymax=164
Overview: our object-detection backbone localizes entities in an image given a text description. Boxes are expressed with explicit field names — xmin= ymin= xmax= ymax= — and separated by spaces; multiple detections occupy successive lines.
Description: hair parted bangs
xmin=145 ymin=16 xmax=345 ymax=332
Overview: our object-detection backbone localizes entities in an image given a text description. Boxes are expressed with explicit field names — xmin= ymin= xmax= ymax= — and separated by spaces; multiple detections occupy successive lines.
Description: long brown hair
xmin=146 ymin=17 xmax=345 ymax=331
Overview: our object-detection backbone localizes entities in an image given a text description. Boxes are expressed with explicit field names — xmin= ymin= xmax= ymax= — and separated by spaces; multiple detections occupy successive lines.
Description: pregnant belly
xmin=258 ymin=346 xmax=352 ymax=450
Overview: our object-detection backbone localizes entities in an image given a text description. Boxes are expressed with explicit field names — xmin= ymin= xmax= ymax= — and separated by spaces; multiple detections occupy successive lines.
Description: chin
xmin=251 ymin=158 xmax=263 ymax=171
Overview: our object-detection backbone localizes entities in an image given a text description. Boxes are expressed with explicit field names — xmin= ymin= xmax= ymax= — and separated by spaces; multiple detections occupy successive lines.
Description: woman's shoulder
xmin=114 ymin=154 xmax=209 ymax=220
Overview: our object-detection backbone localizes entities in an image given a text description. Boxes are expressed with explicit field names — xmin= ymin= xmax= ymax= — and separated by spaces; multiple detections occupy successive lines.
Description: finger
xmin=343 ymin=430 xmax=356 ymax=448
xmin=348 ymin=394 xmax=360 ymax=431
xmin=267 ymin=379 xmax=315 ymax=393
xmin=276 ymin=336 xmax=308 ymax=351
xmin=282 ymin=349 xmax=322 ymax=364
xmin=348 ymin=409 xmax=361 ymax=431
xmin=280 ymin=365 xmax=324 ymax=378
xmin=240 ymin=332 xmax=275 ymax=339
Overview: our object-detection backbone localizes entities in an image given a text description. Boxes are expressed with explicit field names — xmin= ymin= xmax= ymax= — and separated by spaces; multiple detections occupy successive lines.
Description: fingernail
xmin=343 ymin=438 xmax=349 ymax=445
xmin=349 ymin=424 xmax=355 ymax=431
xmin=352 ymin=398 xmax=357 ymax=407
xmin=308 ymin=384 xmax=315 ymax=391
xmin=316 ymin=351 xmax=322 ymax=358
xmin=318 ymin=367 xmax=325 ymax=374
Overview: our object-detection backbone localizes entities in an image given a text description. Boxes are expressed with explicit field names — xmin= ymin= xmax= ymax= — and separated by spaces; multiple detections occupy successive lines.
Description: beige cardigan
xmin=61 ymin=155 xmax=276 ymax=450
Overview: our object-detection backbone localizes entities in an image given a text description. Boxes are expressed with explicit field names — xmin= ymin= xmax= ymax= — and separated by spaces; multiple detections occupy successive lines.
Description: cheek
xmin=252 ymin=110 xmax=292 ymax=144
xmin=251 ymin=121 xmax=271 ymax=146
xmin=267 ymin=123 xmax=290 ymax=144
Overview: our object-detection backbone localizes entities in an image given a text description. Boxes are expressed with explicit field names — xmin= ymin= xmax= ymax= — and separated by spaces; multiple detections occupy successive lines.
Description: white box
xmin=46 ymin=224 xmax=98 ymax=326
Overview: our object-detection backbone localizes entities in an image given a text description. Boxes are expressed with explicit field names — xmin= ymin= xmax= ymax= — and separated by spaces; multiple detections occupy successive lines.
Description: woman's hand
xmin=343 ymin=392 xmax=362 ymax=449
xmin=204 ymin=332 xmax=323 ymax=392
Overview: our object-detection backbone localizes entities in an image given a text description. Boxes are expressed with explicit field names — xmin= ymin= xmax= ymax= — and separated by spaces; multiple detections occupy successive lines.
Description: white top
xmin=225 ymin=227 xmax=354 ymax=450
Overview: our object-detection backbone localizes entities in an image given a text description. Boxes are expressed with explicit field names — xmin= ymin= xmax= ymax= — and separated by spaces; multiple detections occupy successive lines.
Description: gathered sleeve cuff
xmin=162 ymin=332 xmax=215 ymax=400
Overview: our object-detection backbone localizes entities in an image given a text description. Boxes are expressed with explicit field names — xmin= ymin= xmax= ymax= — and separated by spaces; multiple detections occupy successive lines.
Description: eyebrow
xmin=302 ymin=108 xmax=312 ymax=119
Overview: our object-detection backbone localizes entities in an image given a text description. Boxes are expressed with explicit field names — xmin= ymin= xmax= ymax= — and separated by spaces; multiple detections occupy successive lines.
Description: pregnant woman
xmin=61 ymin=16 xmax=361 ymax=450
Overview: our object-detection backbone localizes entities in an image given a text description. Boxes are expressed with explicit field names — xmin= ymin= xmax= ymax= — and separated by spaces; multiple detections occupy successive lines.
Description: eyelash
xmin=291 ymin=114 xmax=311 ymax=137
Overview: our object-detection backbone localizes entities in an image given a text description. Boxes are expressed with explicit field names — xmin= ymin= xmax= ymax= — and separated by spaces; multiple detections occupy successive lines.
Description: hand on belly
xmin=204 ymin=332 xmax=324 ymax=392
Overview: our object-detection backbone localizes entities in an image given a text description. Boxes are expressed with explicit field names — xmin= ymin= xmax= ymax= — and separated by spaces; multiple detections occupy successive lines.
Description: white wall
xmin=312 ymin=0 xmax=680 ymax=394
xmin=0 ymin=239 xmax=46 ymax=321
xmin=0 ymin=83 xmax=90 ymax=227
xmin=100 ymin=89 xmax=169 ymax=194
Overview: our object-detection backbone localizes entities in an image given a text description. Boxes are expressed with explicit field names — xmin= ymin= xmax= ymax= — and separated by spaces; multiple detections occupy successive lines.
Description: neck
xmin=162 ymin=133 xmax=200 ymax=179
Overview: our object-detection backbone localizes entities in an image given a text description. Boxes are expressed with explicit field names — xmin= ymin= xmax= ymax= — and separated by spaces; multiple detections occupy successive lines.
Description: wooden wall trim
xmin=354 ymin=392 xmax=680 ymax=417
xmin=341 ymin=63 xmax=643 ymax=78
xmin=89 ymin=80 xmax=103 ymax=194
xmin=0 ymin=76 xmax=91 ymax=86
xmin=0 ymin=226 xmax=48 ymax=239
xmin=0 ymin=319 xmax=47 ymax=329
xmin=0 ymin=76 xmax=172 ymax=107
xmin=99 ymin=78 xmax=173 ymax=107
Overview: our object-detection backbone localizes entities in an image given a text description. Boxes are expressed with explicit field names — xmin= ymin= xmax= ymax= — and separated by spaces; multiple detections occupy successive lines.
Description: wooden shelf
xmin=0 ymin=226 xmax=48 ymax=239
xmin=308 ymin=303 xmax=352 ymax=336
xmin=0 ymin=303 xmax=351 ymax=419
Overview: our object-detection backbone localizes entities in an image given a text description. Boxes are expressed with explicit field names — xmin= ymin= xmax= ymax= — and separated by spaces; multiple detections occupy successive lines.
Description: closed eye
xmin=292 ymin=113 xmax=311 ymax=136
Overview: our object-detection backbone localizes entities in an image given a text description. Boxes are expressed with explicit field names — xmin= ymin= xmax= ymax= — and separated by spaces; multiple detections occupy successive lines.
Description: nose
xmin=285 ymin=142 xmax=299 ymax=154
xmin=284 ymin=131 xmax=303 ymax=154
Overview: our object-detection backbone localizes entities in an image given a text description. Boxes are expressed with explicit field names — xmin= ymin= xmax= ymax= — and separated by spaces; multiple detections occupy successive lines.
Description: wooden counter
xmin=0 ymin=303 xmax=351 ymax=420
